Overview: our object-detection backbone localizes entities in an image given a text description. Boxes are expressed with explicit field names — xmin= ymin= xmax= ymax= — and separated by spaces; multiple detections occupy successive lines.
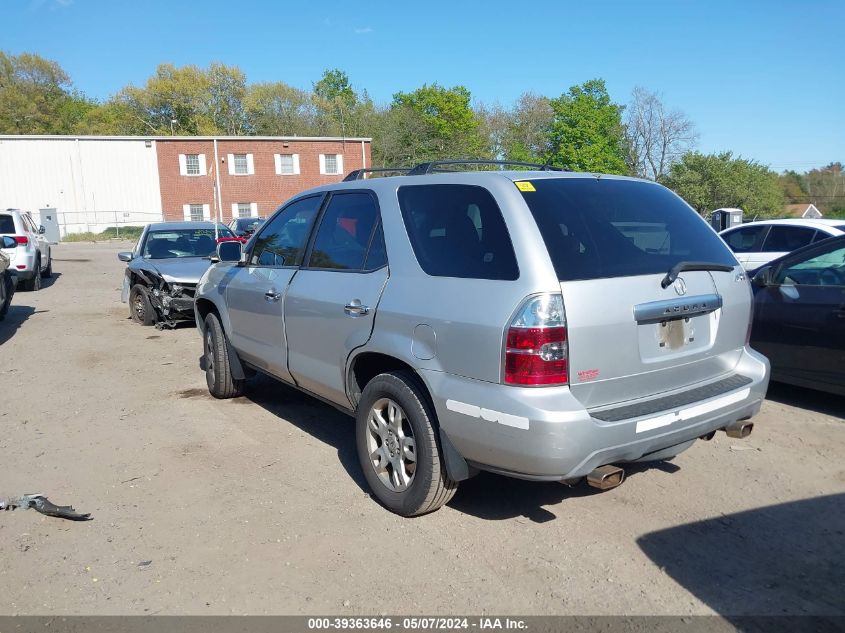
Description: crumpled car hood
xmin=146 ymin=257 xmax=212 ymax=285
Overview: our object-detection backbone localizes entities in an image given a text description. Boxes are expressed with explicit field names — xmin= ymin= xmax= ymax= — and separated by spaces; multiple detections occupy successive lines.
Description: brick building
xmin=0 ymin=135 xmax=371 ymax=236
xmin=156 ymin=136 xmax=372 ymax=222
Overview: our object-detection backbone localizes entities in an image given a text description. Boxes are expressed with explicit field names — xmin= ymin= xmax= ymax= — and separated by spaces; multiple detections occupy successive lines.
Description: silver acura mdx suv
xmin=194 ymin=162 xmax=770 ymax=516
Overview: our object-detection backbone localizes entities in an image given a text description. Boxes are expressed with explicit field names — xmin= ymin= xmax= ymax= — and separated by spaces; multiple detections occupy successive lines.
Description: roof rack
xmin=343 ymin=167 xmax=413 ymax=181
xmin=407 ymin=160 xmax=564 ymax=176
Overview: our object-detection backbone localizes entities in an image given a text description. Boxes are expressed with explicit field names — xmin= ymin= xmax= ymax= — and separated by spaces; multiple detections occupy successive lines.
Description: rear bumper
xmin=423 ymin=346 xmax=769 ymax=481
xmin=4 ymin=250 xmax=37 ymax=278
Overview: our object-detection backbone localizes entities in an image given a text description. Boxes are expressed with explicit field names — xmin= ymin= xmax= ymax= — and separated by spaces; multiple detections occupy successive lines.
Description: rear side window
xmin=722 ymin=225 xmax=769 ymax=253
xmin=307 ymin=192 xmax=379 ymax=270
xmin=519 ymin=178 xmax=736 ymax=281
xmin=363 ymin=222 xmax=387 ymax=270
xmin=397 ymin=184 xmax=518 ymax=280
xmin=762 ymin=226 xmax=816 ymax=252
xmin=250 ymin=196 xmax=321 ymax=267
xmin=0 ymin=215 xmax=15 ymax=234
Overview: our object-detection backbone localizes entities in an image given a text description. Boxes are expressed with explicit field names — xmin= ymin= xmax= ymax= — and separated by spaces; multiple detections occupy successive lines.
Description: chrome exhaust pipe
xmin=586 ymin=465 xmax=625 ymax=490
xmin=724 ymin=421 xmax=754 ymax=439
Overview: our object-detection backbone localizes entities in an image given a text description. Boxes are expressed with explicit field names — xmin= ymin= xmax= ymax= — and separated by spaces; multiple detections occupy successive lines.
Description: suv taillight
xmin=504 ymin=294 xmax=569 ymax=386
xmin=13 ymin=236 xmax=28 ymax=246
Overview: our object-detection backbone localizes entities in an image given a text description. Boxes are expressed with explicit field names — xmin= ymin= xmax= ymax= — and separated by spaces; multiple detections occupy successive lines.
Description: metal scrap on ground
xmin=0 ymin=494 xmax=92 ymax=520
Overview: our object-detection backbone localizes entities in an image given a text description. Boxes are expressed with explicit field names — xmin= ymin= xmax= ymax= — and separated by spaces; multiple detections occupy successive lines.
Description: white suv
xmin=0 ymin=209 xmax=53 ymax=291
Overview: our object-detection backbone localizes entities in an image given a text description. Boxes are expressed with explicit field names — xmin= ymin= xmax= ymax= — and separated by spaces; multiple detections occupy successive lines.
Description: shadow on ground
xmin=0 ymin=305 xmax=36 ymax=345
xmin=638 ymin=493 xmax=845 ymax=616
xmin=227 ymin=373 xmax=679 ymax=520
xmin=449 ymin=458 xmax=678 ymax=522
xmin=765 ymin=381 xmax=844 ymax=420
xmin=239 ymin=373 xmax=368 ymax=491
xmin=40 ymin=271 xmax=62 ymax=289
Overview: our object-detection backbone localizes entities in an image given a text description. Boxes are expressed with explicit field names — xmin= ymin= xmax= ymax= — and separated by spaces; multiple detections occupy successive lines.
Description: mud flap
xmin=439 ymin=428 xmax=477 ymax=482
xmin=225 ymin=338 xmax=247 ymax=381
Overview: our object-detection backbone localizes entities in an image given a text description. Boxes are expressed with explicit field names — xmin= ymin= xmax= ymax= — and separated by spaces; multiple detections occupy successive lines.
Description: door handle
xmin=264 ymin=289 xmax=281 ymax=302
xmin=344 ymin=299 xmax=370 ymax=316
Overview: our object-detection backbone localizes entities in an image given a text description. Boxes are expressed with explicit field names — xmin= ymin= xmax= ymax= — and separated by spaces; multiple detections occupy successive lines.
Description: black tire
xmin=203 ymin=312 xmax=244 ymax=399
xmin=40 ymin=254 xmax=52 ymax=279
xmin=0 ymin=273 xmax=13 ymax=320
xmin=129 ymin=284 xmax=156 ymax=326
xmin=356 ymin=371 xmax=457 ymax=516
xmin=22 ymin=257 xmax=41 ymax=291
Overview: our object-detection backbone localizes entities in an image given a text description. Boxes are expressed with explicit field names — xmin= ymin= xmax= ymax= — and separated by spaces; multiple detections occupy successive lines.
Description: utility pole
xmin=213 ymin=138 xmax=222 ymax=241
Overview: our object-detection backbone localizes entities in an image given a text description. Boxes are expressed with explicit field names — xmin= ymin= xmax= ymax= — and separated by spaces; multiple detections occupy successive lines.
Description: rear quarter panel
xmin=367 ymin=175 xmax=560 ymax=384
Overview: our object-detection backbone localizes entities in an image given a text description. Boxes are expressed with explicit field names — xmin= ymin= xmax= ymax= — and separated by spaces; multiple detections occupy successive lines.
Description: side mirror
xmin=38 ymin=225 xmax=46 ymax=235
xmin=217 ymin=240 xmax=242 ymax=263
xmin=1 ymin=236 xmax=17 ymax=249
xmin=751 ymin=266 xmax=772 ymax=288
xmin=117 ymin=251 xmax=134 ymax=262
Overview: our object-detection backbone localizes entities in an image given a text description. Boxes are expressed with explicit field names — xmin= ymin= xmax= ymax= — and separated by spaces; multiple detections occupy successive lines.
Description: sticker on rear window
xmin=514 ymin=181 xmax=536 ymax=192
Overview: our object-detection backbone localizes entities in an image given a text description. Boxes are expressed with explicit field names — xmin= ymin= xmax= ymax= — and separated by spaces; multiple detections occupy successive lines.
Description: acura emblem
xmin=673 ymin=277 xmax=687 ymax=296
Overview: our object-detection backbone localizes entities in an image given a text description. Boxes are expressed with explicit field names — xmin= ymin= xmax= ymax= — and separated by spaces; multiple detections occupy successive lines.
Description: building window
xmin=320 ymin=153 xmax=344 ymax=176
xmin=179 ymin=153 xmax=206 ymax=176
xmin=279 ymin=154 xmax=294 ymax=174
xmin=227 ymin=152 xmax=254 ymax=176
xmin=233 ymin=154 xmax=249 ymax=175
xmin=232 ymin=202 xmax=258 ymax=218
xmin=275 ymin=153 xmax=300 ymax=175
xmin=185 ymin=154 xmax=200 ymax=175
xmin=189 ymin=204 xmax=205 ymax=222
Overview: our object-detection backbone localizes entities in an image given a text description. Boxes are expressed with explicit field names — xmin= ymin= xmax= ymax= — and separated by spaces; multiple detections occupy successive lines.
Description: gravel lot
xmin=1 ymin=241 xmax=843 ymax=616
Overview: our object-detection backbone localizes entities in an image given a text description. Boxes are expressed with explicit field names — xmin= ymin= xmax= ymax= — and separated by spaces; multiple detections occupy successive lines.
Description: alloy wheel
xmin=365 ymin=397 xmax=417 ymax=492
xmin=205 ymin=329 xmax=216 ymax=385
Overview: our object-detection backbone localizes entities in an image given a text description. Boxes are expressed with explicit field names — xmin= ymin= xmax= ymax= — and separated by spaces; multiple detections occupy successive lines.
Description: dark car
xmin=750 ymin=234 xmax=845 ymax=396
xmin=227 ymin=217 xmax=265 ymax=240
xmin=118 ymin=222 xmax=235 ymax=328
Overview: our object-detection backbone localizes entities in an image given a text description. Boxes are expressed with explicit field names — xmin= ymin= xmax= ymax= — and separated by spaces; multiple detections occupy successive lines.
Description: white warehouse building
xmin=0 ymin=136 xmax=164 ymax=237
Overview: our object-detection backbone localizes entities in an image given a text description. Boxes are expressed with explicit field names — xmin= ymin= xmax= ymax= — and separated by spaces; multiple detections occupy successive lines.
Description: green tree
xmin=313 ymin=68 xmax=358 ymax=136
xmin=0 ymin=51 xmax=84 ymax=133
xmin=313 ymin=69 xmax=355 ymax=109
xmin=206 ymin=63 xmax=249 ymax=135
xmin=485 ymin=93 xmax=553 ymax=163
xmin=805 ymin=162 xmax=845 ymax=215
xmin=114 ymin=62 xmax=248 ymax=135
xmin=245 ymin=81 xmax=318 ymax=136
xmin=116 ymin=63 xmax=211 ymax=134
xmin=389 ymin=83 xmax=485 ymax=161
xmin=545 ymin=79 xmax=627 ymax=173
xmin=664 ymin=151 xmax=784 ymax=218
xmin=369 ymin=103 xmax=431 ymax=166
xmin=72 ymin=99 xmax=138 ymax=135
xmin=779 ymin=170 xmax=808 ymax=203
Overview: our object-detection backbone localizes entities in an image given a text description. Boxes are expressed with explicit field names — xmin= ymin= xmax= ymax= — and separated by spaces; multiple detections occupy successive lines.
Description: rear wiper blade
xmin=661 ymin=261 xmax=734 ymax=289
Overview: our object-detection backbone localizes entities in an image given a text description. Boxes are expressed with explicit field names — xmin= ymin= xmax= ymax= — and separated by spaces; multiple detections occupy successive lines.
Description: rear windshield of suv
xmin=518 ymin=178 xmax=737 ymax=281
xmin=0 ymin=214 xmax=15 ymax=234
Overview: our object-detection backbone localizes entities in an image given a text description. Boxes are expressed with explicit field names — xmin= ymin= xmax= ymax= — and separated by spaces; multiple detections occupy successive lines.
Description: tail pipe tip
xmin=586 ymin=465 xmax=625 ymax=490
xmin=724 ymin=421 xmax=754 ymax=439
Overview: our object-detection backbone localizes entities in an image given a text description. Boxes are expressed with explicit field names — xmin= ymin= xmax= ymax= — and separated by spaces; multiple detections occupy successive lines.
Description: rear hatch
xmin=518 ymin=176 xmax=749 ymax=409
